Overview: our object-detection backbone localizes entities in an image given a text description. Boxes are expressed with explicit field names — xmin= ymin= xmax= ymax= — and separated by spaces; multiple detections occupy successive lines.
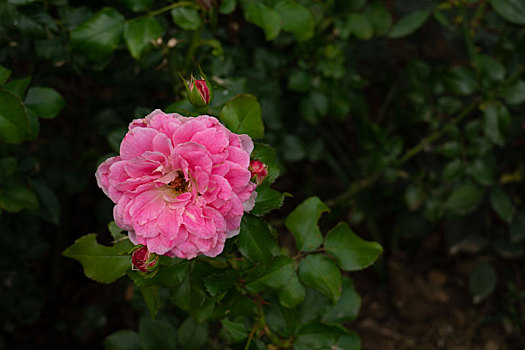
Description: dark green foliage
xmin=1 ymin=0 xmax=525 ymax=348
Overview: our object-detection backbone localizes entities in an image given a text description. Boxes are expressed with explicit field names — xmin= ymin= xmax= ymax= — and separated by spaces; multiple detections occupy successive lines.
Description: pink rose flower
xmin=96 ymin=110 xmax=257 ymax=259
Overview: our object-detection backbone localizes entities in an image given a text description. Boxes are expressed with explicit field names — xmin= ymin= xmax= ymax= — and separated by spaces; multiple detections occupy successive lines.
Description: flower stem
xmin=146 ymin=1 xmax=200 ymax=18
xmin=396 ymin=98 xmax=479 ymax=165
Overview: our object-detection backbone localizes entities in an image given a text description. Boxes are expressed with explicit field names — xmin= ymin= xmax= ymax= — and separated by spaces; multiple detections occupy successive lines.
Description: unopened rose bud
xmin=131 ymin=245 xmax=159 ymax=275
xmin=181 ymin=70 xmax=213 ymax=108
xmin=249 ymin=159 xmax=268 ymax=185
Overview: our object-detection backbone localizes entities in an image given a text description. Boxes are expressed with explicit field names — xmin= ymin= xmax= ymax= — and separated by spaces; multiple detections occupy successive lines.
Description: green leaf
xmin=510 ymin=210 xmax=525 ymax=242
xmin=104 ymin=330 xmax=141 ymax=350
xmin=0 ymin=157 xmax=17 ymax=181
xmin=388 ymin=9 xmax=431 ymax=38
xmin=178 ymin=316 xmax=208 ymax=349
xmin=29 ymin=178 xmax=61 ymax=224
xmin=220 ymin=0 xmax=236 ymax=14
xmin=124 ymin=17 xmax=163 ymax=60
xmin=288 ymin=70 xmax=314 ymax=92
xmin=442 ymin=159 xmax=463 ymax=182
xmin=219 ymin=94 xmax=264 ymax=139
xmin=0 ymin=65 xmax=11 ymax=85
xmin=322 ymin=276 xmax=361 ymax=324
xmin=204 ymin=270 xmax=239 ymax=296
xmin=246 ymin=256 xmax=294 ymax=292
xmin=117 ymin=0 xmax=153 ymax=12
xmin=14 ymin=10 xmax=46 ymax=38
xmin=437 ymin=141 xmax=461 ymax=158
xmin=3 ymin=76 xmax=31 ymax=99
xmin=108 ymin=221 xmax=126 ymax=241
xmin=445 ymin=182 xmax=484 ymax=215
xmin=365 ymin=2 xmax=392 ymax=36
xmin=7 ymin=0 xmax=37 ymax=4
xmin=469 ymin=261 xmax=497 ymax=304
xmin=285 ymin=196 xmax=330 ymax=252
xmin=238 ymin=215 xmax=278 ymax=264
xmin=278 ymin=273 xmax=305 ymax=308
xmin=62 ymin=234 xmax=133 ymax=284
xmin=220 ymin=319 xmax=247 ymax=343
xmin=493 ymin=239 xmax=524 ymax=259
xmin=0 ymin=89 xmax=31 ymax=143
xmin=468 ymin=154 xmax=496 ymax=186
xmin=251 ymin=185 xmax=287 ymax=216
xmin=335 ymin=332 xmax=361 ymax=350
xmin=500 ymin=79 xmax=525 ymax=105
xmin=171 ymin=7 xmax=201 ymax=31
xmin=298 ymin=288 xmax=332 ymax=325
xmin=25 ymin=87 xmax=65 ymax=119
xmin=324 ymin=222 xmax=383 ymax=271
xmin=252 ymin=143 xmax=279 ymax=183
xmin=490 ymin=187 xmax=514 ymax=223
xmin=243 ymin=2 xmax=281 ymax=40
xmin=0 ymin=185 xmax=38 ymax=212
xmin=263 ymin=299 xmax=296 ymax=337
xmin=139 ymin=318 xmax=177 ymax=350
xmin=294 ymin=322 xmax=344 ymax=350
xmin=444 ymin=67 xmax=478 ymax=96
xmin=489 ymin=0 xmax=525 ymax=25
xmin=347 ymin=13 xmax=374 ymax=40
xmin=141 ymin=285 xmax=160 ymax=319
xmin=483 ymin=103 xmax=510 ymax=146
xmin=475 ymin=55 xmax=506 ymax=86
xmin=345 ymin=0 xmax=366 ymax=11
xmin=433 ymin=9 xmax=449 ymax=26
xmin=298 ymin=254 xmax=342 ymax=302
xmin=274 ymin=0 xmax=315 ymax=41
xmin=70 ymin=7 xmax=125 ymax=61
xmin=170 ymin=271 xmax=196 ymax=311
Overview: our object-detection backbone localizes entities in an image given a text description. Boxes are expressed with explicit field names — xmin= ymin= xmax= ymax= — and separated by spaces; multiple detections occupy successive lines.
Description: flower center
xmin=167 ymin=171 xmax=189 ymax=195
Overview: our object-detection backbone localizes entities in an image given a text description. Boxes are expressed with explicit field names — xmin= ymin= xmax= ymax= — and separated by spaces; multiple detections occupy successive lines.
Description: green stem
xmin=460 ymin=3 xmax=476 ymax=65
xmin=146 ymin=1 xmax=200 ymax=18
xmin=244 ymin=322 xmax=258 ymax=350
xmin=183 ymin=28 xmax=202 ymax=73
xmin=328 ymin=98 xmax=479 ymax=206
xmin=327 ymin=63 xmax=525 ymax=207
xmin=293 ymin=247 xmax=326 ymax=260
xmin=377 ymin=82 xmax=398 ymax=123
xmin=397 ymin=98 xmax=479 ymax=165
xmin=326 ymin=175 xmax=379 ymax=207
xmin=243 ymin=295 xmax=292 ymax=349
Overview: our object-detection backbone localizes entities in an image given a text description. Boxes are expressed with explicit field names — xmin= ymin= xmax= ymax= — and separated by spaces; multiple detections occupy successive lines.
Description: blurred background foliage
xmin=0 ymin=0 xmax=524 ymax=348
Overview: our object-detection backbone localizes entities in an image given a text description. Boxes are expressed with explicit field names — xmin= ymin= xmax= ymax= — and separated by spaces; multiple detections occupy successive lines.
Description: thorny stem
xmin=243 ymin=294 xmax=292 ymax=349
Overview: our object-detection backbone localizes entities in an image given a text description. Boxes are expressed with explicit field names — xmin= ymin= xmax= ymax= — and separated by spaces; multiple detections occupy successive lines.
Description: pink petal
xmin=120 ymin=127 xmax=159 ymax=160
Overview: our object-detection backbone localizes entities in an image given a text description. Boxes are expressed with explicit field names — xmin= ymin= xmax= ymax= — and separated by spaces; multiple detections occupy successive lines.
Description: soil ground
xmin=351 ymin=232 xmax=524 ymax=350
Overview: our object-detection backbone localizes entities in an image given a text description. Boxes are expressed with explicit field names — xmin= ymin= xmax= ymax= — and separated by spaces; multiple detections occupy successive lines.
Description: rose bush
xmin=95 ymin=109 xmax=257 ymax=259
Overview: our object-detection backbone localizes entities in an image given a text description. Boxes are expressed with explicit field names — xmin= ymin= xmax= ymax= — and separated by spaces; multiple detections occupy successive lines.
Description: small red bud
xmin=191 ymin=79 xmax=210 ymax=105
xmin=181 ymin=71 xmax=213 ymax=108
xmin=131 ymin=246 xmax=159 ymax=274
xmin=249 ymin=159 xmax=268 ymax=185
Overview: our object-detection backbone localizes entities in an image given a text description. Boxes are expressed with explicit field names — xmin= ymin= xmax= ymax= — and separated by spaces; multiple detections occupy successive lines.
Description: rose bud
xmin=249 ymin=159 xmax=268 ymax=185
xmin=131 ymin=245 xmax=159 ymax=275
xmin=182 ymin=71 xmax=213 ymax=108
